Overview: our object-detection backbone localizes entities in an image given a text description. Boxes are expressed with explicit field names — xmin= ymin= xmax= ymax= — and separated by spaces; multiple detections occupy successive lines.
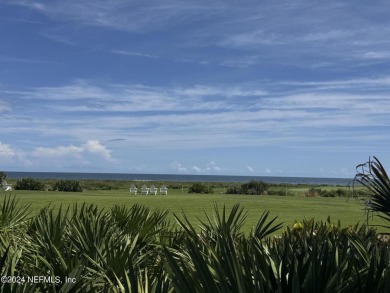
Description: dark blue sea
xmin=6 ymin=172 xmax=352 ymax=186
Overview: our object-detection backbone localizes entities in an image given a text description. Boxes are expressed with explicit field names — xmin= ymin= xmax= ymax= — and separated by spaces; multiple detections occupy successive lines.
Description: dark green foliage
xmin=0 ymin=171 xmax=6 ymax=182
xmin=305 ymin=187 xmax=322 ymax=197
xmin=166 ymin=183 xmax=183 ymax=189
xmin=241 ymin=180 xmax=269 ymax=195
xmin=354 ymin=156 xmax=390 ymax=226
xmin=335 ymin=188 xmax=348 ymax=197
xmin=53 ymin=180 xmax=82 ymax=192
xmin=225 ymin=184 xmax=241 ymax=194
xmin=0 ymin=195 xmax=30 ymax=233
xmin=165 ymin=206 xmax=390 ymax=293
xmin=226 ymin=180 xmax=269 ymax=195
xmin=14 ymin=177 xmax=45 ymax=190
xmin=1 ymin=194 xmax=390 ymax=292
xmin=306 ymin=187 xmax=349 ymax=197
xmin=188 ymin=182 xmax=213 ymax=194
xmin=80 ymin=180 xmax=113 ymax=190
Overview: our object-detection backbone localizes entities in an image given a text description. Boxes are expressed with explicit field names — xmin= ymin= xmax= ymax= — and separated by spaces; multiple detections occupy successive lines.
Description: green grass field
xmin=1 ymin=186 xmax=384 ymax=234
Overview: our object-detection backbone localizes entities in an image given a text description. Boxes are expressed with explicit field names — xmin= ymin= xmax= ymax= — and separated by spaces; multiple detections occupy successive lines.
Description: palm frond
xmin=354 ymin=156 xmax=390 ymax=226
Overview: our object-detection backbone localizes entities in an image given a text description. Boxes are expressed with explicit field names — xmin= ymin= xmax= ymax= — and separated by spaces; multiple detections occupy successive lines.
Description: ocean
xmin=5 ymin=172 xmax=353 ymax=186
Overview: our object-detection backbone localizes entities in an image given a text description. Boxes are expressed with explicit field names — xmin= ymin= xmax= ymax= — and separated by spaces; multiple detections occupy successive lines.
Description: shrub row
xmin=14 ymin=178 xmax=82 ymax=192
xmin=305 ymin=187 xmax=349 ymax=197
xmin=14 ymin=178 xmax=45 ymax=191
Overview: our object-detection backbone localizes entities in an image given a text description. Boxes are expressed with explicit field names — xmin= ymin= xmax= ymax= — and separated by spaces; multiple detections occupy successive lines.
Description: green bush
xmin=335 ymin=188 xmax=348 ymax=197
xmin=226 ymin=185 xmax=242 ymax=194
xmin=268 ymin=189 xmax=289 ymax=196
xmin=241 ymin=180 xmax=269 ymax=195
xmin=53 ymin=180 xmax=82 ymax=192
xmin=305 ymin=188 xmax=325 ymax=197
xmin=188 ymin=183 xmax=213 ymax=194
xmin=14 ymin=178 xmax=45 ymax=191
xmin=226 ymin=180 xmax=269 ymax=195
xmin=305 ymin=188 xmax=349 ymax=197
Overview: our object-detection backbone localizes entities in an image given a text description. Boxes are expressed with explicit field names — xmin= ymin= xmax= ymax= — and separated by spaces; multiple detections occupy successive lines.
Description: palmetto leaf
xmin=0 ymin=195 xmax=31 ymax=232
xmin=251 ymin=210 xmax=283 ymax=240
xmin=354 ymin=156 xmax=390 ymax=226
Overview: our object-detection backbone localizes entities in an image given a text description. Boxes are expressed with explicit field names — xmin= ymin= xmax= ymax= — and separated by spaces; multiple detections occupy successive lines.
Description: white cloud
xmin=206 ymin=161 xmax=221 ymax=173
xmin=0 ymin=142 xmax=16 ymax=158
xmin=170 ymin=161 xmax=188 ymax=173
xmin=0 ymin=142 xmax=31 ymax=168
xmin=18 ymin=82 xmax=267 ymax=111
xmin=111 ymin=50 xmax=160 ymax=59
xmin=192 ymin=166 xmax=201 ymax=173
xmin=264 ymin=168 xmax=272 ymax=174
xmin=40 ymin=32 xmax=76 ymax=46
xmin=82 ymin=139 xmax=112 ymax=160
xmin=170 ymin=161 xmax=222 ymax=174
xmin=360 ymin=51 xmax=390 ymax=59
xmin=3 ymin=0 xmax=223 ymax=33
xmin=318 ymin=167 xmax=354 ymax=178
xmin=32 ymin=140 xmax=112 ymax=161
xmin=3 ymin=77 xmax=390 ymax=156
xmin=246 ymin=166 xmax=254 ymax=173
xmin=33 ymin=145 xmax=83 ymax=158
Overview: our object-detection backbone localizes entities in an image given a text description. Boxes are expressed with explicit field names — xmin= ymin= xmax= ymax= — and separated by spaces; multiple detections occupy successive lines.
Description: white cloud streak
xmin=246 ymin=166 xmax=254 ymax=173
xmin=2 ymin=77 xmax=390 ymax=152
xmin=111 ymin=50 xmax=160 ymax=59
xmin=4 ymin=0 xmax=390 ymax=68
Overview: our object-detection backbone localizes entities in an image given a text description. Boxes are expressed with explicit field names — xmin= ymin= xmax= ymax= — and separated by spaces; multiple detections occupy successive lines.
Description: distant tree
xmin=0 ymin=171 xmax=7 ymax=182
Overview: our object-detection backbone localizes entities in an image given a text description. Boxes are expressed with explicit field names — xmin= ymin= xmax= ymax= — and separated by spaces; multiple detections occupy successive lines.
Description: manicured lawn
xmin=0 ymin=187 xmax=384 ymax=233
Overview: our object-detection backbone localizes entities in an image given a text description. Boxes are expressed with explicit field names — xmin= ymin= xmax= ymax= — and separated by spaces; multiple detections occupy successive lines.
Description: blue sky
xmin=1 ymin=1 xmax=390 ymax=178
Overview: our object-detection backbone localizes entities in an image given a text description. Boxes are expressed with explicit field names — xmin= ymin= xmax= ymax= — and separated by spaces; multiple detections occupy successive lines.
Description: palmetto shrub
xmin=0 ymin=197 xmax=173 ymax=292
xmin=354 ymin=156 xmax=390 ymax=226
